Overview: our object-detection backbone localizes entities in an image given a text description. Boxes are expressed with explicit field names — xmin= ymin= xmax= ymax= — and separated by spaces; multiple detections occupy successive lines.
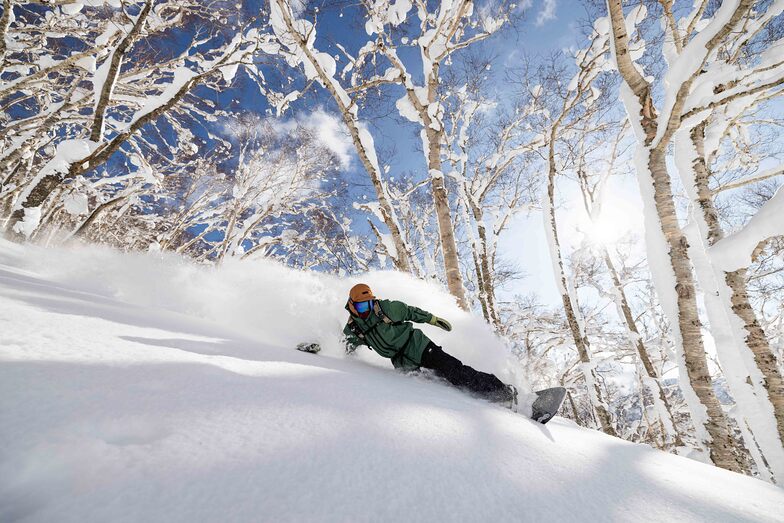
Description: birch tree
xmin=442 ymin=68 xmax=541 ymax=327
xmin=603 ymin=0 xmax=772 ymax=472
xmin=574 ymin=122 xmax=685 ymax=448
xmin=535 ymin=35 xmax=620 ymax=435
xmin=213 ymin=123 xmax=339 ymax=262
xmin=77 ymin=118 xmax=344 ymax=264
xmin=656 ymin=0 xmax=784 ymax=480
xmin=266 ymin=0 xmax=416 ymax=275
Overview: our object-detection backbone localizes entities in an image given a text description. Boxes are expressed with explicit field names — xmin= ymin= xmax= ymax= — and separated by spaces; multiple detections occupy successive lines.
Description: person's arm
xmin=384 ymin=300 xmax=452 ymax=331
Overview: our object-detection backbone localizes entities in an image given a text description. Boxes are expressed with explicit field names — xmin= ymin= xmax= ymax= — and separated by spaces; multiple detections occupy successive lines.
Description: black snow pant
xmin=420 ymin=342 xmax=513 ymax=403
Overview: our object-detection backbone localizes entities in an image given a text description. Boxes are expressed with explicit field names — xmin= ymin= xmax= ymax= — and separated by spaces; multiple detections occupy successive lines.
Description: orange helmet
xmin=349 ymin=283 xmax=375 ymax=302
xmin=348 ymin=283 xmax=375 ymax=316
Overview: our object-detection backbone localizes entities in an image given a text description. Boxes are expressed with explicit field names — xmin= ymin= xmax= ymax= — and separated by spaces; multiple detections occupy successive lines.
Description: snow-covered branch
xmin=90 ymin=0 xmax=153 ymax=142
xmin=710 ymin=185 xmax=784 ymax=272
xmin=2 ymin=1 xmax=264 ymax=239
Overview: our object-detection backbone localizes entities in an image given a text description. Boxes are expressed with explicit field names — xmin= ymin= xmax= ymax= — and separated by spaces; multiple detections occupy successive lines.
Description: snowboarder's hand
xmin=342 ymin=335 xmax=361 ymax=354
xmin=429 ymin=315 xmax=452 ymax=332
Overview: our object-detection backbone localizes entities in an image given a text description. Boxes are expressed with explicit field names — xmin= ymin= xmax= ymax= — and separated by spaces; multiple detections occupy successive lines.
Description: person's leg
xmin=420 ymin=342 xmax=513 ymax=403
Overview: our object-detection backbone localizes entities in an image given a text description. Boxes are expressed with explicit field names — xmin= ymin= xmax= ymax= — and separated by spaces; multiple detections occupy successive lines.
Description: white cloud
xmin=304 ymin=109 xmax=354 ymax=169
xmin=220 ymin=108 xmax=355 ymax=170
xmin=536 ymin=0 xmax=557 ymax=26
xmin=270 ymin=108 xmax=354 ymax=169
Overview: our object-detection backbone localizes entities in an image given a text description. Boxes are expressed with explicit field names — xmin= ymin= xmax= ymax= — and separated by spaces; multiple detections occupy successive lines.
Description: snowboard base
xmin=529 ymin=386 xmax=567 ymax=424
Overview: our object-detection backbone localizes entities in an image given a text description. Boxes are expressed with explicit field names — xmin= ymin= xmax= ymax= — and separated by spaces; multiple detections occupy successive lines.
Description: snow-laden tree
xmin=264 ymin=0 xmax=417 ymax=276
xmin=525 ymin=35 xmax=622 ymax=436
xmin=92 ymin=117 xmax=345 ymax=263
xmin=603 ymin=0 xmax=784 ymax=476
xmin=265 ymin=0 xmax=520 ymax=309
xmin=205 ymin=121 xmax=341 ymax=262
xmin=1 ymin=0 xmax=263 ymax=240
xmin=440 ymin=59 xmax=541 ymax=328
xmin=666 ymin=3 xmax=784 ymax=483
xmin=572 ymin=121 xmax=686 ymax=449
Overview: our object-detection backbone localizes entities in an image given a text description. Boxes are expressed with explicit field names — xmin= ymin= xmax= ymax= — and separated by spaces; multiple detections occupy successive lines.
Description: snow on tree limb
xmin=0 ymin=0 xmax=12 ymax=66
xmin=90 ymin=0 xmax=153 ymax=142
xmin=710 ymin=185 xmax=784 ymax=272
xmin=652 ymin=0 xmax=755 ymax=147
xmin=3 ymin=2 xmax=261 ymax=238
xmin=606 ymin=0 xmax=750 ymax=472
xmin=0 ymin=42 xmax=115 ymax=98
xmin=268 ymin=0 xmax=415 ymax=273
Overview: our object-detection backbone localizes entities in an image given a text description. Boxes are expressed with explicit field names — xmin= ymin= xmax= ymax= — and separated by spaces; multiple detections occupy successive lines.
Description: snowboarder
xmin=343 ymin=283 xmax=518 ymax=408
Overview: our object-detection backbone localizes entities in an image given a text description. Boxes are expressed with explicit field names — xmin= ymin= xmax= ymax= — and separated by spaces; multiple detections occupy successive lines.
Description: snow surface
xmin=1 ymin=240 xmax=783 ymax=522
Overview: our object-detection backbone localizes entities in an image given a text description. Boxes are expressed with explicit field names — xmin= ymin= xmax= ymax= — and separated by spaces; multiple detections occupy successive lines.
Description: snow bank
xmin=0 ymin=240 xmax=518 ymax=385
xmin=2 ymin=239 xmax=783 ymax=522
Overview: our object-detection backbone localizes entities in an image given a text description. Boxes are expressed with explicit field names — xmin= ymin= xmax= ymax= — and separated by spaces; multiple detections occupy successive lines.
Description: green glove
xmin=429 ymin=315 xmax=452 ymax=332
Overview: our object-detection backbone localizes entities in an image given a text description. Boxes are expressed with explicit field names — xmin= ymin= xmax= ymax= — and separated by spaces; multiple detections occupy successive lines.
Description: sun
xmin=582 ymin=203 xmax=634 ymax=246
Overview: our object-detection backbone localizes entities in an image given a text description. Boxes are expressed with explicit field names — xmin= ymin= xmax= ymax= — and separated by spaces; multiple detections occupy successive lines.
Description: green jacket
xmin=343 ymin=299 xmax=435 ymax=370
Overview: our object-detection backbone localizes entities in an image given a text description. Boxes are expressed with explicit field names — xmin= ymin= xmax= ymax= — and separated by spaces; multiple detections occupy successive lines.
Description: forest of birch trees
xmin=1 ymin=0 xmax=783 ymax=481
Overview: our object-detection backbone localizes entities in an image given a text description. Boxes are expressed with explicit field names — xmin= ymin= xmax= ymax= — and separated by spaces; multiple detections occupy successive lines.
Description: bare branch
xmin=713 ymin=165 xmax=784 ymax=195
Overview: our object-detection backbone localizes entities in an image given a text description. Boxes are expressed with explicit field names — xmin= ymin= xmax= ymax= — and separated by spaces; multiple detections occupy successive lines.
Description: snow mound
xmin=0 ymin=240 xmax=516 ymax=383
xmin=1 ymin=240 xmax=783 ymax=522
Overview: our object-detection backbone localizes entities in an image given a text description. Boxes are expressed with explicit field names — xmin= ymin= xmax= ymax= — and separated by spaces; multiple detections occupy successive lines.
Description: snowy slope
xmin=1 ymin=241 xmax=783 ymax=522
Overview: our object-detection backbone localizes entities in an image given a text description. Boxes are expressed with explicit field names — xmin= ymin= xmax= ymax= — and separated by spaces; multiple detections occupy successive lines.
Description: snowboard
xmin=529 ymin=386 xmax=567 ymax=424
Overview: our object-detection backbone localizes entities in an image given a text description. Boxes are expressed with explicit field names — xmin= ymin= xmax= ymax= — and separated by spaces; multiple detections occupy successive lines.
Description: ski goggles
xmin=353 ymin=299 xmax=373 ymax=314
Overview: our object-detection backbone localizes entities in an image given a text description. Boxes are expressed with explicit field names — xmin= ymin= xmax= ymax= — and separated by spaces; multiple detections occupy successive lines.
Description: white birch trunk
xmin=542 ymin=168 xmax=616 ymax=436
xmin=607 ymin=0 xmax=749 ymax=471
xmin=674 ymin=123 xmax=784 ymax=482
